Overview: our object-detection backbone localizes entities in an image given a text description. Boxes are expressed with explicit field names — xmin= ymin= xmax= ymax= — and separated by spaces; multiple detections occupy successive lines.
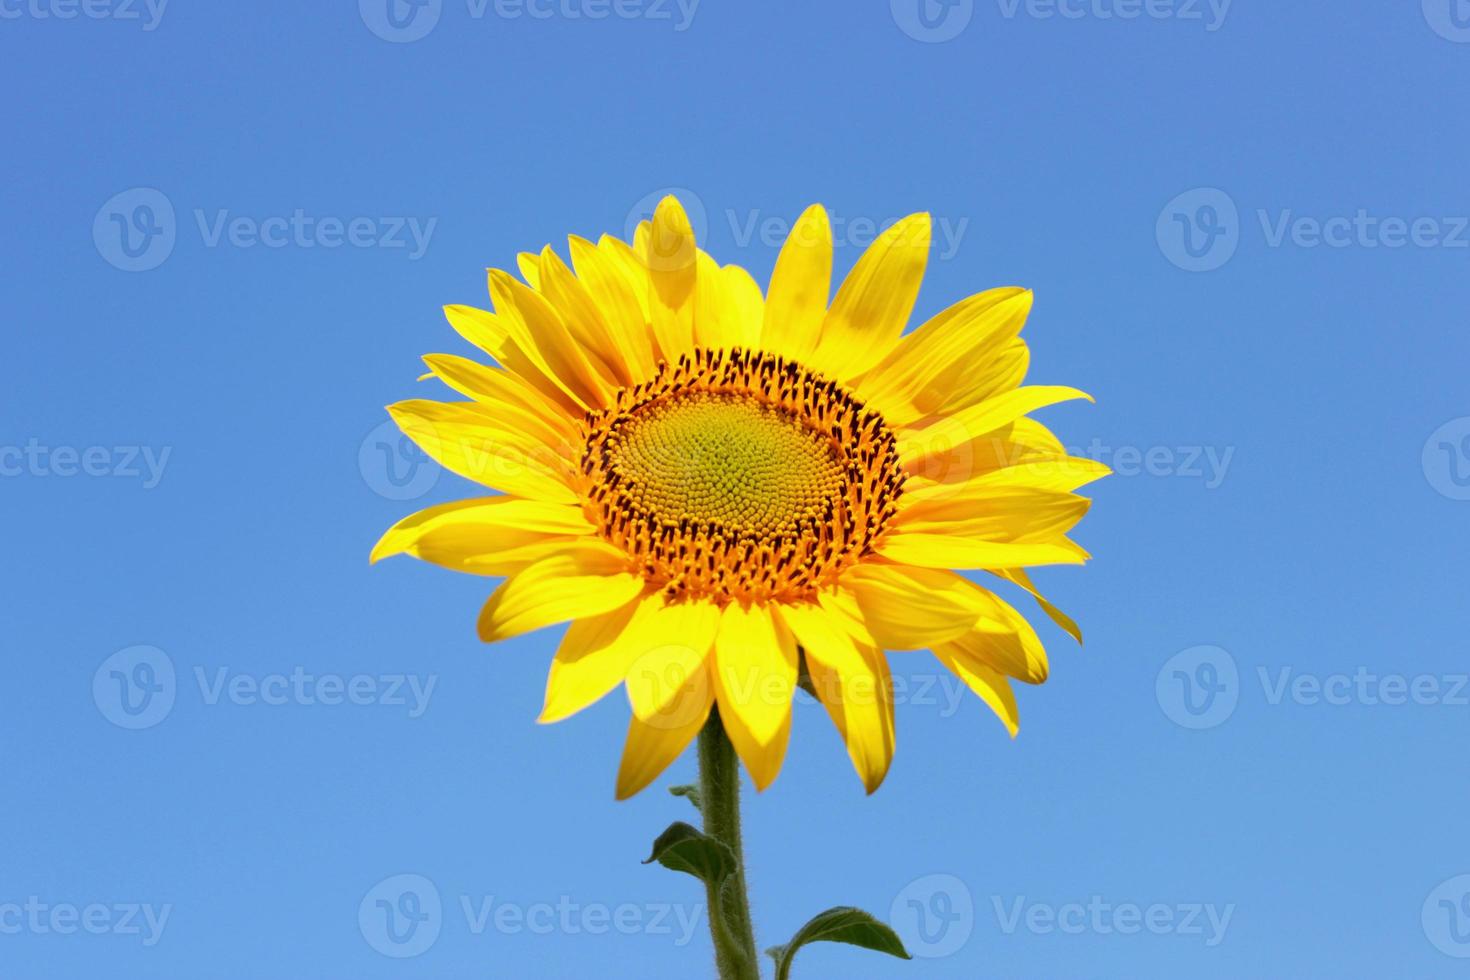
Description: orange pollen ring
xmin=580 ymin=347 xmax=906 ymax=603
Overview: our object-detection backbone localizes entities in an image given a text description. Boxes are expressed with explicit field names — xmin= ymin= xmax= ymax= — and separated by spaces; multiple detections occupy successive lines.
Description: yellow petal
xmin=854 ymin=288 xmax=1032 ymax=426
xmin=420 ymin=353 xmax=579 ymax=446
xmin=386 ymin=399 xmax=580 ymax=503
xmin=443 ymin=304 xmax=512 ymax=359
xmin=597 ymin=234 xmax=653 ymax=320
xmin=476 ymin=543 xmax=642 ymax=643
xmin=568 ymin=235 xmax=657 ymax=381
xmin=489 ymin=269 xmax=610 ymax=410
xmin=623 ymin=597 xmax=721 ymax=721
xmin=721 ymin=264 xmax=764 ymax=349
xmin=991 ymin=567 xmax=1082 ymax=644
xmin=712 ymin=603 xmax=797 ymax=791
xmin=538 ymin=594 xmax=651 ymax=724
xmin=947 ymin=581 xmax=1051 ymax=684
xmin=693 ymin=253 xmax=764 ymax=351
xmin=536 ymin=246 xmax=633 ymax=387
xmin=640 ymin=196 xmax=698 ymax=363
xmin=830 ymin=565 xmax=981 ymax=650
xmin=692 ymin=250 xmax=736 ymax=349
xmin=935 ymin=457 xmax=1112 ymax=495
xmin=932 ymin=644 xmax=1019 ymax=736
xmin=943 ymin=336 xmax=1030 ymax=416
xmin=895 ymin=487 xmax=1091 ymax=540
xmin=897 ymin=386 xmax=1093 ymax=470
xmin=760 ymin=204 xmax=831 ymax=361
xmin=516 ymin=251 xmax=541 ymax=289
xmin=808 ymin=213 xmax=930 ymax=381
xmin=615 ymin=662 xmax=713 ymax=800
xmin=444 ymin=303 xmax=584 ymax=417
xmin=371 ymin=496 xmax=593 ymax=575
xmin=900 ymin=416 xmax=1069 ymax=488
xmin=876 ymin=531 xmax=1089 ymax=570
xmin=777 ymin=603 xmax=895 ymax=794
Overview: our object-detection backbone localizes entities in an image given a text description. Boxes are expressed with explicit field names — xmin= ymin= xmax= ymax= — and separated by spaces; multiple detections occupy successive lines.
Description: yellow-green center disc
xmin=607 ymin=391 xmax=844 ymax=535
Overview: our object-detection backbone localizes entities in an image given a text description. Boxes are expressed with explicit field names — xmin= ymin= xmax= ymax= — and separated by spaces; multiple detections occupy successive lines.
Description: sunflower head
xmin=373 ymin=196 xmax=1105 ymax=798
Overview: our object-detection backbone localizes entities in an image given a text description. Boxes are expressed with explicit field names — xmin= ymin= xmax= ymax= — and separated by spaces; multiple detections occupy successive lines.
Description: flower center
xmin=607 ymin=391 xmax=844 ymax=537
xmin=581 ymin=348 xmax=906 ymax=603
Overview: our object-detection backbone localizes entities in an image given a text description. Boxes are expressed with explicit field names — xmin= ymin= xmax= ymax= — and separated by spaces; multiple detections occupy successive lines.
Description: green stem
xmin=697 ymin=709 xmax=760 ymax=980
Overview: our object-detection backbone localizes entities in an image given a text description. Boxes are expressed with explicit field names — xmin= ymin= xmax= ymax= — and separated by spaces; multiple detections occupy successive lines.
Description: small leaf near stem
xmin=767 ymin=906 xmax=912 ymax=980
xmin=668 ymin=783 xmax=703 ymax=813
xmin=643 ymin=821 xmax=734 ymax=884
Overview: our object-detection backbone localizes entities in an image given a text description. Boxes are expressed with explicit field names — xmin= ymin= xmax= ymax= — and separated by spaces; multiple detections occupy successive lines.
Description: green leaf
xmin=668 ymin=784 xmax=702 ymax=812
xmin=767 ymin=906 xmax=912 ymax=980
xmin=642 ymin=821 xmax=734 ymax=887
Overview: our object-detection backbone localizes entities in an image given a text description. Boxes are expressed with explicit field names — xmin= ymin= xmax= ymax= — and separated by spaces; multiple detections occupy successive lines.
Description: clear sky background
xmin=4 ymin=2 xmax=1470 ymax=977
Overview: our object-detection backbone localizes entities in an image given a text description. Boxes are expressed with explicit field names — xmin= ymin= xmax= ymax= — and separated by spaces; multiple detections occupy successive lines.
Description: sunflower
xmin=372 ymin=196 xmax=1103 ymax=799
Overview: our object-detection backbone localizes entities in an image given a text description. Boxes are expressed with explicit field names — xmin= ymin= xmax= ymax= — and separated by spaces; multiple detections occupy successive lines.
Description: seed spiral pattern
xmin=581 ymin=347 xmax=906 ymax=603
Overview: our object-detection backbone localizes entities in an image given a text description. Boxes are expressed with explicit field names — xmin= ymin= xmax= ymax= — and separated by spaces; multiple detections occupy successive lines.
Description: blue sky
xmin=4 ymin=1 xmax=1470 ymax=977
